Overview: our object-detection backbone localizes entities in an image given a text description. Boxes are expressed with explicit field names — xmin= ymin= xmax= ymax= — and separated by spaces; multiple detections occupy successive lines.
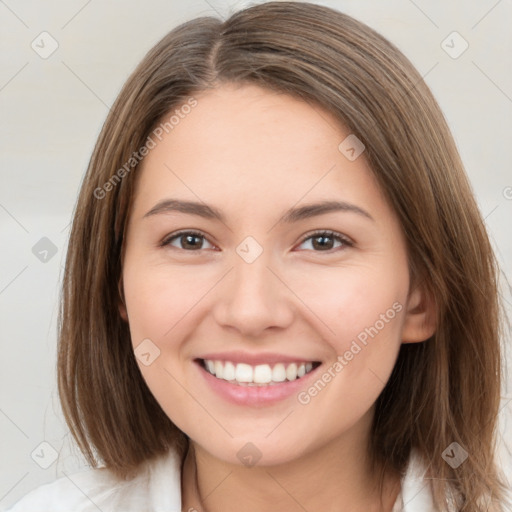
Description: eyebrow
xmin=143 ymin=198 xmax=374 ymax=223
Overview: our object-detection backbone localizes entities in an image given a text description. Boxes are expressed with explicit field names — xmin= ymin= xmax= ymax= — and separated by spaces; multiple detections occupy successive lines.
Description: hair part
xmin=57 ymin=2 xmax=510 ymax=510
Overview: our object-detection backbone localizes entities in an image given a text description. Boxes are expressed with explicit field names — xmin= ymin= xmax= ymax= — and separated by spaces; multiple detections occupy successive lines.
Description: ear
xmin=118 ymin=277 xmax=128 ymax=322
xmin=401 ymin=280 xmax=437 ymax=343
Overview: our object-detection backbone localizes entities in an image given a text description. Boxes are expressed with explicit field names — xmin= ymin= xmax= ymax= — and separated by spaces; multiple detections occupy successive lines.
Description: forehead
xmin=131 ymin=83 xmax=388 ymax=221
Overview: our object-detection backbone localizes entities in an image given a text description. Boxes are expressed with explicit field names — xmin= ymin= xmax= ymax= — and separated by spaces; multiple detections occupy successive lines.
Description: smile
xmin=198 ymin=358 xmax=321 ymax=386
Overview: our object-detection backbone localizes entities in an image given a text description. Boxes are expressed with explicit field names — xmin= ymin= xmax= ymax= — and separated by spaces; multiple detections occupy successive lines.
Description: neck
xmin=181 ymin=410 xmax=401 ymax=512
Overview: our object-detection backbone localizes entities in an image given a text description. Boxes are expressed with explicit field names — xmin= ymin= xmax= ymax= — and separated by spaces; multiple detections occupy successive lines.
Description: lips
xmin=194 ymin=356 xmax=322 ymax=406
xmin=192 ymin=350 xmax=323 ymax=405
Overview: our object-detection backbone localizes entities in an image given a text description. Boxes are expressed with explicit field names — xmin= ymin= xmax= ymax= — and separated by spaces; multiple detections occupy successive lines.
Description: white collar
xmin=392 ymin=448 xmax=437 ymax=511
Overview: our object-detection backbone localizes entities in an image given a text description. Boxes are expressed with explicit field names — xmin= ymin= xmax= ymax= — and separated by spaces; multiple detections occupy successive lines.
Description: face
xmin=120 ymin=83 xmax=432 ymax=467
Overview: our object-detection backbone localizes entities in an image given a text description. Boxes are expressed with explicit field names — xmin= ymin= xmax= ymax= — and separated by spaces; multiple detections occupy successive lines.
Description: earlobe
xmin=119 ymin=302 xmax=128 ymax=322
xmin=118 ymin=277 xmax=129 ymax=322
xmin=401 ymin=283 xmax=437 ymax=343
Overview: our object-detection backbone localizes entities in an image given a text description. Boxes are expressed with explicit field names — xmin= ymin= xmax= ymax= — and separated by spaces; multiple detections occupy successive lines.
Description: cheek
xmin=291 ymin=263 xmax=407 ymax=352
xmin=290 ymin=265 xmax=407 ymax=419
xmin=123 ymin=264 xmax=207 ymax=345
xmin=293 ymin=276 xmax=405 ymax=438
xmin=122 ymin=266 xmax=200 ymax=430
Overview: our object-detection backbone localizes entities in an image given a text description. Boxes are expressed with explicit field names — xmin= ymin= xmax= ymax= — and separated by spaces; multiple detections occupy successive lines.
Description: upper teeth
xmin=204 ymin=359 xmax=315 ymax=386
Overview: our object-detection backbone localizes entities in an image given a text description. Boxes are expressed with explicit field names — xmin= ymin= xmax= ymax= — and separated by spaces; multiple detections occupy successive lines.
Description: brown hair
xmin=57 ymin=2 xmax=510 ymax=510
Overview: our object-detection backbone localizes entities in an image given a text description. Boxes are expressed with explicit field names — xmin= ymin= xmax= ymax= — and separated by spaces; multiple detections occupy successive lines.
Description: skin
xmin=119 ymin=83 xmax=436 ymax=512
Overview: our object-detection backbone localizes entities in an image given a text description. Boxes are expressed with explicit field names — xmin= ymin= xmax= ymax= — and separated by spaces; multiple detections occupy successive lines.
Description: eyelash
xmin=160 ymin=229 xmax=353 ymax=253
xmin=298 ymin=230 xmax=354 ymax=251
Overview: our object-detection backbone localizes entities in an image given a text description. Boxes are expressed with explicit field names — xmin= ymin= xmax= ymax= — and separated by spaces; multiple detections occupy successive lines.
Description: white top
xmin=7 ymin=447 xmax=439 ymax=511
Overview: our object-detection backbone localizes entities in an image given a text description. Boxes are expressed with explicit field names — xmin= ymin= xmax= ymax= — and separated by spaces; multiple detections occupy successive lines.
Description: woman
xmin=8 ymin=2 xmax=510 ymax=511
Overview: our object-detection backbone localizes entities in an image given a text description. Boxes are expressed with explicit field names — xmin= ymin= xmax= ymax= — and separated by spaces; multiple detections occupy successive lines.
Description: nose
xmin=212 ymin=249 xmax=294 ymax=338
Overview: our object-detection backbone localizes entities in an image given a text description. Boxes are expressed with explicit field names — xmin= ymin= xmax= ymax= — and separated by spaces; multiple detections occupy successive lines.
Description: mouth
xmin=196 ymin=358 xmax=322 ymax=387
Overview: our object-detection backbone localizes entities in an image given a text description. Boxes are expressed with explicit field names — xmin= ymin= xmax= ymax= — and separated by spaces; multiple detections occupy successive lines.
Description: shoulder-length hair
xmin=58 ymin=2 xmax=510 ymax=510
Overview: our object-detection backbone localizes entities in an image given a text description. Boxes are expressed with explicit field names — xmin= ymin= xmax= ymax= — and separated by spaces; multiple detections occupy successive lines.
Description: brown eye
xmin=297 ymin=231 xmax=352 ymax=252
xmin=161 ymin=231 xmax=215 ymax=251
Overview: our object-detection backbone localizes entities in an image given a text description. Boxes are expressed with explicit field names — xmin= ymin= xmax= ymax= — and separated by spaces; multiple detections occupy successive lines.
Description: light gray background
xmin=1 ymin=0 xmax=511 ymax=509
